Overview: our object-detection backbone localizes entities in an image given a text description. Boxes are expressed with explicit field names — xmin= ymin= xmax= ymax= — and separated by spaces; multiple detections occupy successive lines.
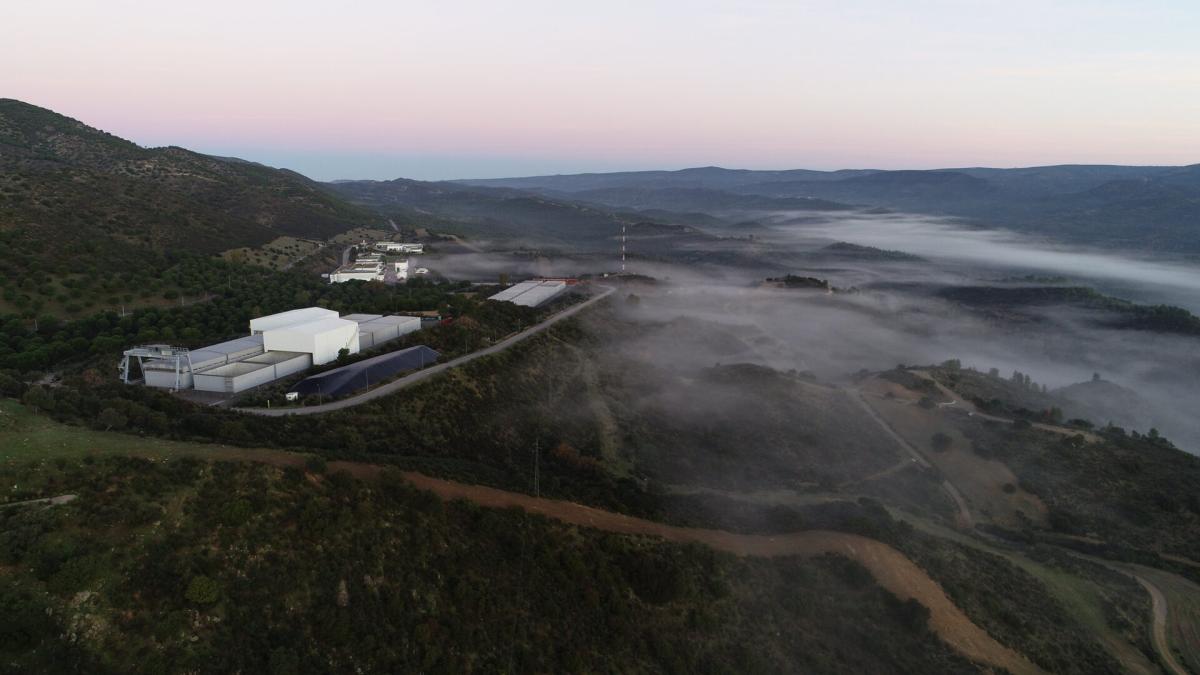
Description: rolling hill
xmin=459 ymin=163 xmax=1200 ymax=253
xmin=0 ymin=99 xmax=374 ymax=275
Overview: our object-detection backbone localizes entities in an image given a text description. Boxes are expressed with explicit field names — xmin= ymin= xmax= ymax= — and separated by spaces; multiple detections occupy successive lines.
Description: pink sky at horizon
xmin=4 ymin=1 xmax=1199 ymax=180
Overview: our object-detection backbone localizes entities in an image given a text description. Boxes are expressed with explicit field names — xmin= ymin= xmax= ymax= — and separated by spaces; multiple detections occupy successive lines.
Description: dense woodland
xmin=0 ymin=255 xmax=534 ymax=373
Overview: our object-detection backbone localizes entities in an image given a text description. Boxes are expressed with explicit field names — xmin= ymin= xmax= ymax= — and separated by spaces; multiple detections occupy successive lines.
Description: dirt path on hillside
xmin=848 ymin=388 xmax=978 ymax=529
xmin=44 ymin=442 xmax=1038 ymax=672
xmin=309 ymin=462 xmax=1041 ymax=675
xmin=1134 ymin=573 xmax=1190 ymax=675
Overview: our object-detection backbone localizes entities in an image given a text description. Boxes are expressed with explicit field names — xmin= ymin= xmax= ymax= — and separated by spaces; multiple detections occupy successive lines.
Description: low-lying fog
xmin=769 ymin=211 xmax=1200 ymax=312
xmin=437 ymin=212 xmax=1200 ymax=452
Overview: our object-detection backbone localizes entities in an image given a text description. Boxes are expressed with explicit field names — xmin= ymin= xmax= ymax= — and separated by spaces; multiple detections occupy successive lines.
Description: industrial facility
xmin=487 ymin=278 xmax=576 ymax=308
xmin=121 ymin=307 xmax=423 ymax=394
xmin=329 ymin=252 xmax=410 ymax=284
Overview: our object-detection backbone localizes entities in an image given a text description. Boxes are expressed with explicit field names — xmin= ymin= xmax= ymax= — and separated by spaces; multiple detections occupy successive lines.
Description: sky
xmin=4 ymin=0 xmax=1199 ymax=181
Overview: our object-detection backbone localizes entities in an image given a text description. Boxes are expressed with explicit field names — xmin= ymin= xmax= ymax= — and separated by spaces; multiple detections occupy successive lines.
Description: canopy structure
xmin=289 ymin=346 xmax=439 ymax=399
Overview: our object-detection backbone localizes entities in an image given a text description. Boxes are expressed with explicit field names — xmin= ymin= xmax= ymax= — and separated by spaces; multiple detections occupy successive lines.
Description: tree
xmin=184 ymin=575 xmax=220 ymax=605
xmin=930 ymin=432 xmax=952 ymax=452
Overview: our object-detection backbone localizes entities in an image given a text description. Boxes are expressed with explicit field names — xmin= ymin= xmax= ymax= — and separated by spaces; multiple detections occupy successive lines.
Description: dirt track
xmin=314 ymin=462 xmax=1042 ymax=675
xmin=1133 ymin=573 xmax=1189 ymax=675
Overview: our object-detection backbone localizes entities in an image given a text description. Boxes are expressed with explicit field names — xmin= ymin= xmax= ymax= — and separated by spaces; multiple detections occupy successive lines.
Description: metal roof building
xmin=487 ymin=279 xmax=570 ymax=307
xmin=250 ymin=307 xmax=338 ymax=334
xmin=357 ymin=315 xmax=422 ymax=349
xmin=192 ymin=351 xmax=311 ymax=394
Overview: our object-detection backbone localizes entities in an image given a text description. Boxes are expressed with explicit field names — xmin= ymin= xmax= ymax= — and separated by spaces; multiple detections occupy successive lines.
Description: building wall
xmin=264 ymin=322 xmax=360 ymax=366
xmin=329 ymin=270 xmax=381 ymax=283
xmin=193 ymin=353 xmax=311 ymax=393
xmin=144 ymin=368 xmax=193 ymax=390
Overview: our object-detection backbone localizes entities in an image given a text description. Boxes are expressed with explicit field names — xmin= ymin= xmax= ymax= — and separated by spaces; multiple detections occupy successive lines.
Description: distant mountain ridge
xmin=459 ymin=163 xmax=1200 ymax=252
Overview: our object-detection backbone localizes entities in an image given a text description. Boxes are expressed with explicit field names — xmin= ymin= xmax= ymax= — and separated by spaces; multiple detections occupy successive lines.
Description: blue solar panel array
xmin=289 ymin=345 xmax=440 ymax=398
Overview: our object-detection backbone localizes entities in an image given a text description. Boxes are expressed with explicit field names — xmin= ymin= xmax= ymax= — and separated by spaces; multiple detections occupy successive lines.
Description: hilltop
xmin=0 ymin=99 xmax=374 ymax=275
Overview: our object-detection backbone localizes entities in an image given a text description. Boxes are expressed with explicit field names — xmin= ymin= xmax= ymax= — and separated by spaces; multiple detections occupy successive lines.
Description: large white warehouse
xmin=250 ymin=307 xmax=338 ymax=334
xmin=262 ymin=316 xmax=360 ymax=366
xmin=124 ymin=307 xmax=424 ymax=394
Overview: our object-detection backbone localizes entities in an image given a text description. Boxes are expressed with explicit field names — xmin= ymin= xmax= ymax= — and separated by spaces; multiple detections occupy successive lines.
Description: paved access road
xmin=237 ymin=285 xmax=615 ymax=417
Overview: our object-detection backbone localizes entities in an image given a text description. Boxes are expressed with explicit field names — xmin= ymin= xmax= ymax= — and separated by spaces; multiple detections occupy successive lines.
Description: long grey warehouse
xmin=192 ymin=351 xmax=311 ymax=394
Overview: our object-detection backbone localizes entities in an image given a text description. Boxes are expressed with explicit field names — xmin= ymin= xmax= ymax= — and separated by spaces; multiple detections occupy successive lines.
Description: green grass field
xmin=0 ymin=398 xmax=299 ymax=466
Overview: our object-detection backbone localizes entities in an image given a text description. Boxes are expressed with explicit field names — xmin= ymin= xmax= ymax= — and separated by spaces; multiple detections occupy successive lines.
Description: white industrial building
xmin=192 ymin=351 xmax=312 ymax=394
xmin=262 ymin=316 xmax=359 ymax=366
xmin=343 ymin=314 xmax=422 ymax=349
xmin=488 ymin=279 xmax=573 ymax=308
xmin=329 ymin=255 xmax=409 ymax=284
xmin=329 ymin=262 xmax=385 ymax=283
xmin=375 ymin=242 xmax=424 ymax=254
xmin=123 ymin=307 xmax=423 ymax=394
xmin=250 ymin=307 xmax=338 ymax=334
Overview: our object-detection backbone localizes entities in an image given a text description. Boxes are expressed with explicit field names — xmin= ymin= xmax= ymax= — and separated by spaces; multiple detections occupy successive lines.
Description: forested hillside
xmin=0 ymin=99 xmax=373 ymax=276
xmin=0 ymin=457 xmax=976 ymax=674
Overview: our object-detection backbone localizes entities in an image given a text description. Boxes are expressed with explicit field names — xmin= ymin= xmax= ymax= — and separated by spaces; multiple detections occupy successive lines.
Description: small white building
xmin=376 ymin=242 xmax=424 ymax=254
xmin=329 ymin=266 xmax=384 ymax=283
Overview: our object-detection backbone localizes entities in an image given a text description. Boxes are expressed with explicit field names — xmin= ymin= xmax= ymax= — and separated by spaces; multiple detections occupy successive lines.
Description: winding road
xmin=236 ymin=285 xmax=615 ymax=416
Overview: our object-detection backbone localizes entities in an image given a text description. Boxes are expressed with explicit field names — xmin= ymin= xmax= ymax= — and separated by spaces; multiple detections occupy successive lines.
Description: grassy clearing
xmin=0 ymin=398 xmax=301 ymax=468
xmin=861 ymin=376 xmax=1047 ymax=528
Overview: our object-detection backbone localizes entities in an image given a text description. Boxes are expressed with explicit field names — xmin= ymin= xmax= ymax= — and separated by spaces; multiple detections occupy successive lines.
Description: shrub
xmin=184 ymin=576 xmax=220 ymax=605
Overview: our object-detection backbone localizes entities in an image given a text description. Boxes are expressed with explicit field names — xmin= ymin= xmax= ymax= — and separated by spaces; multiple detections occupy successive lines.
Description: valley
xmin=2 ymin=100 xmax=1199 ymax=674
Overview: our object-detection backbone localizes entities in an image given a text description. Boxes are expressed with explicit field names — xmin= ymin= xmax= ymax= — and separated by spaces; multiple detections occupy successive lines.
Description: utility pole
xmin=533 ymin=439 xmax=540 ymax=498
xmin=621 ymin=224 xmax=627 ymax=273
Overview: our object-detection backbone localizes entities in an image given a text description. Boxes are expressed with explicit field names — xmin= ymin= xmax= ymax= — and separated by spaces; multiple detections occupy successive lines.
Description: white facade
xmin=193 ymin=352 xmax=312 ymax=393
xmin=329 ymin=268 xmax=383 ymax=283
xmin=250 ymin=307 xmax=338 ymax=334
xmin=357 ymin=315 xmax=421 ymax=349
xmin=376 ymin=242 xmax=424 ymax=253
xmin=262 ymin=316 xmax=360 ymax=365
